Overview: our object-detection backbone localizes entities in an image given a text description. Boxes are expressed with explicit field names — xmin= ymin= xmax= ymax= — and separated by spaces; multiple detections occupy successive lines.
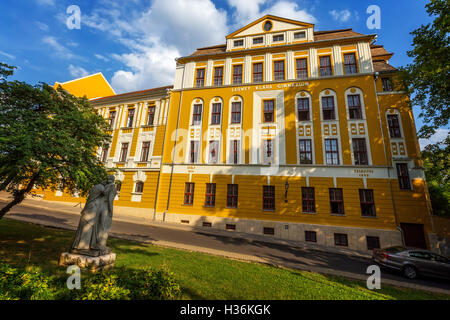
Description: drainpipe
xmin=373 ymin=71 xmax=405 ymax=246
xmin=163 ymin=63 xmax=186 ymax=221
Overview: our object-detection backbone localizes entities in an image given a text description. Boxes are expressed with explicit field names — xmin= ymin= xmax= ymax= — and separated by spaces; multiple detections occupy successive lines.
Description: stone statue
xmin=70 ymin=175 xmax=116 ymax=257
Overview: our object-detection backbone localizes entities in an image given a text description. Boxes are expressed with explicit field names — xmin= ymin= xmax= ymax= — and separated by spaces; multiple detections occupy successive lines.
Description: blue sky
xmin=0 ymin=0 xmax=446 ymax=145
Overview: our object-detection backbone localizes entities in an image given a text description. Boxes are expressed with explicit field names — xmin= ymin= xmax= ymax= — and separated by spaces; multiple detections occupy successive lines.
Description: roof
xmin=90 ymin=85 xmax=173 ymax=105
xmin=313 ymin=29 xmax=364 ymax=41
xmin=188 ymin=28 xmax=371 ymax=57
xmin=373 ymin=60 xmax=398 ymax=73
xmin=54 ymin=73 xmax=116 ymax=100
xmin=371 ymin=44 xmax=394 ymax=61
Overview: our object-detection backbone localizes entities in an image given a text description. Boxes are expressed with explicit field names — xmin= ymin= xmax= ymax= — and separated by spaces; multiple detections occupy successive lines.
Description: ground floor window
xmin=305 ymin=231 xmax=317 ymax=242
xmin=329 ymin=188 xmax=344 ymax=215
xmin=302 ymin=187 xmax=315 ymax=213
xmin=227 ymin=184 xmax=238 ymax=208
xmin=366 ymin=236 xmax=380 ymax=250
xmin=263 ymin=186 xmax=275 ymax=210
xmin=359 ymin=189 xmax=376 ymax=217
xmin=334 ymin=233 xmax=348 ymax=246
xmin=184 ymin=183 xmax=195 ymax=205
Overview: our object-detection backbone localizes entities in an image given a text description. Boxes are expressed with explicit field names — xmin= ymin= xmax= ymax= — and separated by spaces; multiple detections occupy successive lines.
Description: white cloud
xmin=68 ymin=64 xmax=89 ymax=78
xmin=0 ymin=50 xmax=15 ymax=60
xmin=35 ymin=21 xmax=49 ymax=31
xmin=228 ymin=0 xmax=316 ymax=27
xmin=419 ymin=128 xmax=449 ymax=150
xmin=329 ymin=9 xmax=352 ymax=23
xmin=36 ymin=0 xmax=55 ymax=6
xmin=42 ymin=36 xmax=75 ymax=59
xmin=95 ymin=54 xmax=109 ymax=62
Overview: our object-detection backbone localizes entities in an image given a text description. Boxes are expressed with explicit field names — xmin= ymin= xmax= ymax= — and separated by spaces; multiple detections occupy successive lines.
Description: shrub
xmin=0 ymin=263 xmax=56 ymax=300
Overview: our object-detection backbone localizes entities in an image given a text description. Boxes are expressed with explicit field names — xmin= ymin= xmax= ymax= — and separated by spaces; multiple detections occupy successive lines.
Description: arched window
xmin=319 ymin=89 xmax=338 ymax=121
xmin=191 ymin=99 xmax=203 ymax=126
xmin=134 ymin=181 xmax=144 ymax=193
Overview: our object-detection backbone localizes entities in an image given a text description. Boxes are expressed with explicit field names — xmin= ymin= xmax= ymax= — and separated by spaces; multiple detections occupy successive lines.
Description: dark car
xmin=373 ymin=246 xmax=450 ymax=280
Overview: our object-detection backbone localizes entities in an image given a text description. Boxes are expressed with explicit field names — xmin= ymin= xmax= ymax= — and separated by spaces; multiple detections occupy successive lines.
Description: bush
xmin=0 ymin=262 xmax=181 ymax=300
xmin=0 ymin=263 xmax=56 ymax=300
xmin=69 ymin=267 xmax=181 ymax=300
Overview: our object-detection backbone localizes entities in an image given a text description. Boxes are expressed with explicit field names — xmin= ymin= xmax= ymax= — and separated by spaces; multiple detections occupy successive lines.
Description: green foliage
xmin=422 ymin=137 xmax=450 ymax=216
xmin=0 ymin=263 xmax=56 ymax=300
xmin=0 ymin=262 xmax=181 ymax=300
xmin=0 ymin=63 xmax=113 ymax=217
xmin=398 ymin=0 xmax=449 ymax=138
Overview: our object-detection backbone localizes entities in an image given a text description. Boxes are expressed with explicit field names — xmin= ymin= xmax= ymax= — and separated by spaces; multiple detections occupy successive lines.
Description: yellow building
xmin=42 ymin=15 xmax=437 ymax=253
xmin=54 ymin=73 xmax=116 ymax=100
xmin=154 ymin=15 xmax=435 ymax=252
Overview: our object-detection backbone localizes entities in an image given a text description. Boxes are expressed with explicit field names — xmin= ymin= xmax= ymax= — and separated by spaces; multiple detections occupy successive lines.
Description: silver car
xmin=373 ymin=246 xmax=450 ymax=280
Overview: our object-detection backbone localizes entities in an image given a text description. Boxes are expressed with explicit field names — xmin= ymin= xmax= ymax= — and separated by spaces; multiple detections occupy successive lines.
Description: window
xmin=302 ymin=187 xmax=315 ymax=213
xmin=367 ymin=236 xmax=380 ymax=250
xmin=382 ymin=78 xmax=393 ymax=92
xmin=226 ymin=224 xmax=236 ymax=230
xmin=329 ymin=188 xmax=344 ymax=215
xmin=115 ymin=181 xmax=122 ymax=194
xmin=134 ymin=181 xmax=144 ymax=193
xmin=334 ymin=233 xmax=348 ymax=246
xmin=263 ymin=186 xmax=275 ymax=210
xmin=230 ymin=140 xmax=240 ymax=164
xmin=297 ymin=98 xmax=310 ymax=121
xmin=387 ymin=115 xmax=401 ymax=138
xmin=205 ymin=183 xmax=216 ymax=207
xmin=348 ymin=94 xmax=363 ymax=119
xmin=126 ymin=109 xmax=135 ymax=128
xmin=211 ymin=103 xmax=221 ymax=125
xmin=296 ymin=58 xmax=308 ymax=80
xmin=298 ymin=139 xmax=312 ymax=164
xmin=263 ymin=227 xmax=275 ymax=235
xmin=360 ymin=189 xmax=376 ymax=217
xmin=147 ymin=105 xmax=155 ymax=125
xmin=119 ymin=142 xmax=128 ymax=162
xmin=253 ymin=63 xmax=263 ymax=83
xmin=253 ymin=37 xmax=263 ymax=44
xmin=263 ymin=100 xmax=274 ymax=122
xmin=319 ymin=56 xmax=332 ymax=76
xmin=263 ymin=139 xmax=273 ymax=164
xmin=322 ymin=96 xmax=336 ymax=120
xmin=273 ymin=60 xmax=285 ymax=81
xmin=196 ymin=68 xmax=205 ymax=87
xmin=101 ymin=145 xmax=109 ymax=163
xmin=325 ymin=139 xmax=339 ymax=165
xmin=343 ymin=53 xmax=358 ymax=74
xmin=140 ymin=141 xmax=151 ymax=162
xmin=231 ymin=102 xmax=241 ymax=124
xmin=227 ymin=184 xmax=238 ymax=208
xmin=189 ymin=141 xmax=199 ymax=163
xmin=203 ymin=222 xmax=212 ymax=227
xmin=396 ymin=163 xmax=411 ymax=190
xmin=273 ymin=34 xmax=284 ymax=42
xmin=352 ymin=138 xmax=368 ymax=165
xmin=294 ymin=31 xmax=306 ymax=39
xmin=213 ymin=67 xmax=223 ymax=86
xmin=192 ymin=104 xmax=202 ymax=125
xmin=209 ymin=141 xmax=219 ymax=164
xmin=305 ymin=231 xmax=317 ymax=242
xmin=184 ymin=183 xmax=195 ymax=205
xmin=108 ymin=111 xmax=116 ymax=129
xmin=233 ymin=39 xmax=243 ymax=47
xmin=232 ymin=65 xmax=243 ymax=84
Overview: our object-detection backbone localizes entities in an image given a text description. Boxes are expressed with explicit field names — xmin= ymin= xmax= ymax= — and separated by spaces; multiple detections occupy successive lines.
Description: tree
xmin=399 ymin=0 xmax=449 ymax=139
xmin=421 ymin=137 xmax=450 ymax=217
xmin=0 ymin=64 xmax=112 ymax=219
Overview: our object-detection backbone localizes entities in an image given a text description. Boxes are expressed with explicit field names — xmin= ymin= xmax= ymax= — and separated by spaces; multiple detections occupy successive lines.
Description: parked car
xmin=373 ymin=246 xmax=450 ymax=280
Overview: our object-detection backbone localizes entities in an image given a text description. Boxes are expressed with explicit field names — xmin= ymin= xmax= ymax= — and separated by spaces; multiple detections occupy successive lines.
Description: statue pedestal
xmin=59 ymin=252 xmax=116 ymax=272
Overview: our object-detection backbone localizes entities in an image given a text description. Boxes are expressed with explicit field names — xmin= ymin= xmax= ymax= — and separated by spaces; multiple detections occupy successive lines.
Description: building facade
xmin=41 ymin=15 xmax=436 ymax=253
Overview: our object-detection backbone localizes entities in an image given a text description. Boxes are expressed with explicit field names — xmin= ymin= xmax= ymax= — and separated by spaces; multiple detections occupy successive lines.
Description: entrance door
xmin=400 ymin=223 xmax=427 ymax=249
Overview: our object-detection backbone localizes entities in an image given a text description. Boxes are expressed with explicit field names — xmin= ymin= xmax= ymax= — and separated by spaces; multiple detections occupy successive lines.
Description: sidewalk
xmin=2 ymin=194 xmax=450 ymax=295
xmin=2 ymin=193 xmax=371 ymax=259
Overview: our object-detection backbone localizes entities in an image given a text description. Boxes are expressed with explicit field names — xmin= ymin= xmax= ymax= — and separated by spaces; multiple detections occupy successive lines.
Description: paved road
xmin=1 ymin=199 xmax=449 ymax=294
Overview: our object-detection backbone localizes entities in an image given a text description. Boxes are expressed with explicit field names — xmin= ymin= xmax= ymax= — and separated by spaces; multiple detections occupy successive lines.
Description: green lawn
xmin=0 ymin=218 xmax=448 ymax=300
